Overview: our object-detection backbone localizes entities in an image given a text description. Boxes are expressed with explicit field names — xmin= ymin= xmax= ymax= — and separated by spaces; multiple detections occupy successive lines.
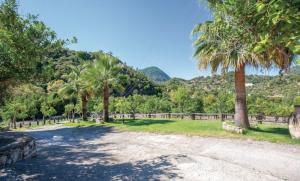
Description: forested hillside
xmin=161 ymin=68 xmax=300 ymax=116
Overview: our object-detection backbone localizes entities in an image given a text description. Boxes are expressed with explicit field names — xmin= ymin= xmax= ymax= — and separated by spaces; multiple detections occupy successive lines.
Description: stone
xmin=222 ymin=121 xmax=244 ymax=134
xmin=289 ymin=106 xmax=300 ymax=139
xmin=0 ymin=135 xmax=37 ymax=167
xmin=289 ymin=114 xmax=300 ymax=139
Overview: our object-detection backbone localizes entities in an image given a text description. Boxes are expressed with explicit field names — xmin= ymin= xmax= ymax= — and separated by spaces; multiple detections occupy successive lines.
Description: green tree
xmin=192 ymin=0 xmax=299 ymax=128
xmin=64 ymin=104 xmax=76 ymax=122
xmin=115 ymin=97 xmax=130 ymax=114
xmin=0 ymin=0 xmax=63 ymax=103
xmin=127 ymin=94 xmax=144 ymax=119
xmin=157 ymin=98 xmax=172 ymax=113
xmin=83 ymin=54 xmax=121 ymax=122
xmin=184 ymin=96 xmax=203 ymax=113
xmin=59 ymin=65 xmax=93 ymax=120
xmin=1 ymin=98 xmax=27 ymax=129
xmin=294 ymin=96 xmax=300 ymax=106
xmin=41 ymin=102 xmax=57 ymax=122
xmin=47 ymin=80 xmax=65 ymax=115
xmin=170 ymin=87 xmax=190 ymax=113
xmin=138 ymin=96 xmax=157 ymax=114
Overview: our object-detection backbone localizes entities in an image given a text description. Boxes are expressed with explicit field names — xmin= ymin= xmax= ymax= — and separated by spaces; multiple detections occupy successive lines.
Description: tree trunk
xmin=234 ymin=64 xmax=250 ymax=128
xmin=13 ymin=115 xmax=16 ymax=129
xmin=72 ymin=111 xmax=75 ymax=123
xmin=103 ymin=81 xmax=110 ymax=122
xmin=81 ymin=94 xmax=88 ymax=121
xmin=36 ymin=117 xmax=39 ymax=126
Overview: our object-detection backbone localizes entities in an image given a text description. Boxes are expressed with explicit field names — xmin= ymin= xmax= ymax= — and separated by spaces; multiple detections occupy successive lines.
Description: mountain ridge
xmin=140 ymin=66 xmax=171 ymax=82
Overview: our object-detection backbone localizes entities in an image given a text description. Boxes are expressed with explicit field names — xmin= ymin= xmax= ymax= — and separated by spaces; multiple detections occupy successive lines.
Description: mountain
xmin=141 ymin=66 xmax=171 ymax=82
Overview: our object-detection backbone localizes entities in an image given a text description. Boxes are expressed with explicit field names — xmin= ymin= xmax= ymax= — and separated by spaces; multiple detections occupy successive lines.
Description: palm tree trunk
xmin=103 ymin=81 xmax=110 ymax=122
xmin=81 ymin=94 xmax=88 ymax=121
xmin=234 ymin=64 xmax=250 ymax=128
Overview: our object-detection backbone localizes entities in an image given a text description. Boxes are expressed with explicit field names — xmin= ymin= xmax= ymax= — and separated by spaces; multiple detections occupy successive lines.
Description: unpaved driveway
xmin=1 ymin=125 xmax=300 ymax=181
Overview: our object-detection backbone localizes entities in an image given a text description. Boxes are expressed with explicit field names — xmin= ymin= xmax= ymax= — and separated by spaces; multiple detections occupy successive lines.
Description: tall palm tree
xmin=83 ymin=54 xmax=121 ymax=122
xmin=192 ymin=0 xmax=298 ymax=128
xmin=192 ymin=21 xmax=254 ymax=128
xmin=59 ymin=65 xmax=93 ymax=121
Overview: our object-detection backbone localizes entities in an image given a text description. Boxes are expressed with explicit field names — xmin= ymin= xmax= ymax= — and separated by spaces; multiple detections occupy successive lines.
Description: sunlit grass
xmin=105 ymin=119 xmax=300 ymax=145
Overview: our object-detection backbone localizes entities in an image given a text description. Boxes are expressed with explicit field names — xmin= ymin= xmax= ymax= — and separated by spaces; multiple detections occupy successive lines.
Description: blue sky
xmin=18 ymin=0 xmax=279 ymax=79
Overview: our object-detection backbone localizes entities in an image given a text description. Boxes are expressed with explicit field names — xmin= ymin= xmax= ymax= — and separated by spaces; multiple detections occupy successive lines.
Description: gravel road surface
xmin=1 ymin=125 xmax=300 ymax=181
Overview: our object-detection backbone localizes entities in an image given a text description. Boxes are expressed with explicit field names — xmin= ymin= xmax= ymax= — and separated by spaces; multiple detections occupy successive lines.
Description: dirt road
xmin=1 ymin=125 xmax=300 ymax=180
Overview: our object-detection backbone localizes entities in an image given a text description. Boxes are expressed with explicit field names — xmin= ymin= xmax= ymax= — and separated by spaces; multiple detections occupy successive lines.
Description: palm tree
xmin=59 ymin=65 xmax=93 ymax=121
xmin=192 ymin=0 xmax=298 ymax=128
xmin=192 ymin=20 xmax=254 ymax=128
xmin=83 ymin=54 xmax=121 ymax=122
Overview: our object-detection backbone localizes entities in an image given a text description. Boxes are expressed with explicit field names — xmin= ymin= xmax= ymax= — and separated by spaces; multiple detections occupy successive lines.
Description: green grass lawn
xmin=64 ymin=118 xmax=300 ymax=145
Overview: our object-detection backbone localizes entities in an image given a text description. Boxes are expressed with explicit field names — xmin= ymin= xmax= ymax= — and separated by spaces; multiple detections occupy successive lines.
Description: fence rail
xmin=111 ymin=113 xmax=291 ymax=124
xmin=9 ymin=112 xmax=291 ymax=129
xmin=9 ymin=116 xmax=66 ymax=129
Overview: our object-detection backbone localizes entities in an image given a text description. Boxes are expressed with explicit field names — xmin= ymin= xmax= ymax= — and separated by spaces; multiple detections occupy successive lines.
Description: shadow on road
xmin=1 ymin=126 xmax=180 ymax=181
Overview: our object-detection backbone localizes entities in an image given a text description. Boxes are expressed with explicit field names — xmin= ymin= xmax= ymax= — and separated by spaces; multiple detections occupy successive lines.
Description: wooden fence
xmin=9 ymin=116 xmax=66 ymax=129
xmin=111 ymin=113 xmax=291 ymax=124
xmin=9 ymin=112 xmax=292 ymax=129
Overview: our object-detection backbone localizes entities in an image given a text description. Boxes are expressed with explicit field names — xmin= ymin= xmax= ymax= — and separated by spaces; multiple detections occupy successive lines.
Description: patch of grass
xmin=105 ymin=119 xmax=300 ymax=145
xmin=106 ymin=119 xmax=235 ymax=137
xmin=244 ymin=124 xmax=300 ymax=144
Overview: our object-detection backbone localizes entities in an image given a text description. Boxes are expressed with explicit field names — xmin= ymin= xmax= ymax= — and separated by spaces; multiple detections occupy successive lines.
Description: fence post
xmin=220 ymin=113 xmax=224 ymax=121
xmin=191 ymin=113 xmax=195 ymax=120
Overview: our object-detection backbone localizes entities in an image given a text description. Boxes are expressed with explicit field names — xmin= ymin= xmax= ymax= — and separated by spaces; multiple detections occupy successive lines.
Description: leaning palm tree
xmin=83 ymin=54 xmax=121 ymax=122
xmin=192 ymin=0 xmax=298 ymax=128
xmin=59 ymin=65 xmax=93 ymax=121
